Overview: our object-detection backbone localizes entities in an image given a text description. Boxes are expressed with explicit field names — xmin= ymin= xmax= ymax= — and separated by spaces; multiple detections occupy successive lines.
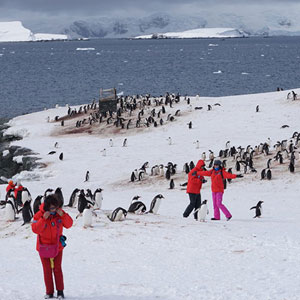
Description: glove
xmin=236 ymin=174 xmax=243 ymax=178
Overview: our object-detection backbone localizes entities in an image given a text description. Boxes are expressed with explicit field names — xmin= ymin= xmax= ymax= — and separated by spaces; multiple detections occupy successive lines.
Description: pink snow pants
xmin=212 ymin=192 xmax=232 ymax=220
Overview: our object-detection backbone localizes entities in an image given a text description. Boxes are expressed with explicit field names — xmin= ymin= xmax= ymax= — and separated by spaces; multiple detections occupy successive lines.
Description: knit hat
xmin=213 ymin=160 xmax=222 ymax=166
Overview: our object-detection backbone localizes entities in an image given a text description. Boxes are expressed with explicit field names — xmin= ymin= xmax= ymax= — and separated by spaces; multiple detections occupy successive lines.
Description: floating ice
xmin=213 ymin=70 xmax=222 ymax=74
xmin=208 ymin=44 xmax=218 ymax=47
xmin=76 ymin=48 xmax=95 ymax=51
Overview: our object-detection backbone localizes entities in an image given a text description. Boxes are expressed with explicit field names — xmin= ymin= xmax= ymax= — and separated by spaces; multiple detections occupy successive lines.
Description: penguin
xmin=54 ymin=142 xmax=59 ymax=148
xmin=159 ymin=165 xmax=164 ymax=176
xmin=85 ymin=171 xmax=90 ymax=182
xmin=138 ymin=170 xmax=145 ymax=181
xmin=250 ymin=201 xmax=263 ymax=218
xmin=128 ymin=200 xmax=146 ymax=214
xmin=55 ymin=187 xmax=64 ymax=207
xmin=261 ymin=168 xmax=266 ymax=180
xmin=266 ymin=169 xmax=272 ymax=180
xmin=183 ymin=163 xmax=190 ymax=174
xmin=107 ymin=207 xmax=127 ymax=222
xmin=82 ymin=205 xmax=93 ymax=228
xmin=22 ymin=201 xmax=33 ymax=225
xmin=67 ymin=188 xmax=80 ymax=207
xmin=44 ymin=188 xmax=54 ymax=198
xmin=59 ymin=153 xmax=63 ymax=160
xmin=194 ymin=200 xmax=209 ymax=222
xmin=130 ymin=171 xmax=136 ymax=182
xmin=235 ymin=161 xmax=241 ymax=172
xmin=33 ymin=195 xmax=43 ymax=214
xmin=5 ymin=199 xmax=15 ymax=221
xmin=289 ymin=162 xmax=295 ymax=173
xmin=123 ymin=138 xmax=128 ymax=147
xmin=167 ymin=137 xmax=172 ymax=145
xmin=109 ymin=139 xmax=113 ymax=147
xmin=188 ymin=121 xmax=192 ymax=129
xmin=207 ymin=105 xmax=212 ymax=111
xmin=256 ymin=105 xmax=259 ymax=112
xmin=148 ymin=194 xmax=164 ymax=214
xmin=165 ymin=169 xmax=171 ymax=180
xmin=208 ymin=150 xmax=214 ymax=161
xmin=169 ymin=179 xmax=175 ymax=189
xmin=202 ymin=152 xmax=206 ymax=161
xmin=93 ymin=188 xmax=103 ymax=210
xmin=76 ymin=190 xmax=93 ymax=219
xmin=194 ymin=140 xmax=199 ymax=149
xmin=189 ymin=161 xmax=195 ymax=170
xmin=101 ymin=148 xmax=107 ymax=156
xmin=267 ymin=158 xmax=272 ymax=169
xmin=21 ymin=188 xmax=32 ymax=205
xmin=48 ymin=151 xmax=56 ymax=155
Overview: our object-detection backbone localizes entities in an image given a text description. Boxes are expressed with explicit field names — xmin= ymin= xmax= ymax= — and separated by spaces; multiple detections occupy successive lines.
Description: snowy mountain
xmin=59 ymin=12 xmax=300 ymax=38
xmin=135 ymin=28 xmax=247 ymax=39
xmin=0 ymin=21 xmax=68 ymax=42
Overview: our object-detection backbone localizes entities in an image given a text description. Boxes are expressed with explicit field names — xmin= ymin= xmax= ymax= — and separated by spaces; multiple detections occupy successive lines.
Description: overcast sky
xmin=0 ymin=0 xmax=299 ymax=20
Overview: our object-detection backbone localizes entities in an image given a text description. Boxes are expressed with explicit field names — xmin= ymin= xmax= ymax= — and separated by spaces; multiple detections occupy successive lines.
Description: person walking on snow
xmin=32 ymin=194 xmax=73 ymax=299
xmin=196 ymin=160 xmax=243 ymax=221
xmin=183 ymin=160 xmax=206 ymax=219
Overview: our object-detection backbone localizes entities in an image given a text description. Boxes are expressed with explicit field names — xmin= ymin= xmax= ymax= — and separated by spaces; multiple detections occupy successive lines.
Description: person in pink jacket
xmin=197 ymin=160 xmax=243 ymax=221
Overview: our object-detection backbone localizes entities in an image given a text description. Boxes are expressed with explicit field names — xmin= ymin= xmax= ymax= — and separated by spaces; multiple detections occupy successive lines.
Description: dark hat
xmin=213 ymin=160 xmax=222 ymax=166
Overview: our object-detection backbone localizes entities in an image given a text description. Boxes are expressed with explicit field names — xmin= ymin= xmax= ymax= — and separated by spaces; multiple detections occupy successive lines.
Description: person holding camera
xmin=196 ymin=160 xmax=243 ymax=221
xmin=32 ymin=194 xmax=73 ymax=299
xmin=183 ymin=159 xmax=206 ymax=219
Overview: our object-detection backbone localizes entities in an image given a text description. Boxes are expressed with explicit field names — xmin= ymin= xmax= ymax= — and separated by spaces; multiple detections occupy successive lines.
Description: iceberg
xmin=0 ymin=21 xmax=68 ymax=42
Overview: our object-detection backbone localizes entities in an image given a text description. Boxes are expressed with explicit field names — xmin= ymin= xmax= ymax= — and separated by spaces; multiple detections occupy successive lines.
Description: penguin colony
xmin=0 ymin=185 xmax=165 ymax=226
xmin=52 ymin=93 xmax=223 ymax=136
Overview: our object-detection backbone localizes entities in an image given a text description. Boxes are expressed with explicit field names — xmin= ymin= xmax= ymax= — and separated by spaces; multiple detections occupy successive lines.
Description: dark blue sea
xmin=0 ymin=37 xmax=300 ymax=119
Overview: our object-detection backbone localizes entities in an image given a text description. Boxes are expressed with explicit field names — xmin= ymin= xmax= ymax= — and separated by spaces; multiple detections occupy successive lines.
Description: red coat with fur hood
xmin=31 ymin=203 xmax=73 ymax=252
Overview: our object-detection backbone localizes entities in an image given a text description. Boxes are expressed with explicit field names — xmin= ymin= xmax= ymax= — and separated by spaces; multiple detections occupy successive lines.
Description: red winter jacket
xmin=186 ymin=160 xmax=206 ymax=194
xmin=31 ymin=203 xmax=73 ymax=252
xmin=197 ymin=168 xmax=237 ymax=193
xmin=6 ymin=182 xmax=15 ymax=193
xmin=14 ymin=185 xmax=23 ymax=199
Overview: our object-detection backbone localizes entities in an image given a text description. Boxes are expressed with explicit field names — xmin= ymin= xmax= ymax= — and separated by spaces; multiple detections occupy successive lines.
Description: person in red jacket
xmin=32 ymin=194 xmax=73 ymax=299
xmin=183 ymin=160 xmax=206 ymax=219
xmin=6 ymin=180 xmax=15 ymax=194
xmin=197 ymin=160 xmax=243 ymax=221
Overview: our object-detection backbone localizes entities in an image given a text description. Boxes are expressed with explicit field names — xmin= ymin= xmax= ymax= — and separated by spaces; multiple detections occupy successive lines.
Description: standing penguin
xmin=22 ymin=201 xmax=33 ymax=225
xmin=33 ymin=195 xmax=43 ymax=214
xmin=21 ymin=188 xmax=32 ymax=205
xmin=85 ymin=171 xmax=90 ymax=182
xmin=188 ymin=121 xmax=192 ymax=129
xmin=107 ymin=207 xmax=127 ymax=222
xmin=109 ymin=139 xmax=113 ymax=147
xmin=101 ymin=148 xmax=107 ymax=156
xmin=250 ymin=201 xmax=264 ymax=218
xmin=59 ymin=153 xmax=64 ymax=161
xmin=194 ymin=200 xmax=209 ymax=222
xmin=256 ymin=105 xmax=259 ymax=112
xmin=123 ymin=138 xmax=128 ymax=147
xmin=167 ymin=137 xmax=172 ymax=145
xmin=76 ymin=190 xmax=93 ymax=218
xmin=169 ymin=179 xmax=175 ymax=189
xmin=5 ymin=199 xmax=16 ymax=221
xmin=266 ymin=169 xmax=272 ymax=180
xmin=53 ymin=187 xmax=64 ymax=208
xmin=148 ymin=194 xmax=164 ymax=214
xmin=67 ymin=188 xmax=80 ymax=207
xmin=82 ymin=205 xmax=93 ymax=228
xmin=93 ymin=188 xmax=103 ymax=210
xmin=130 ymin=171 xmax=136 ymax=182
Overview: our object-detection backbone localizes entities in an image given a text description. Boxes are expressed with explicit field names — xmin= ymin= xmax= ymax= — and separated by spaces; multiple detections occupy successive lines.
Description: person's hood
xmin=195 ymin=160 xmax=205 ymax=170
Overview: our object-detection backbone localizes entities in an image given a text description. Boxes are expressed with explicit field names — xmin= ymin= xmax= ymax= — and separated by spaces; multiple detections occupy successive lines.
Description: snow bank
xmin=0 ymin=21 xmax=68 ymax=42
xmin=135 ymin=27 xmax=247 ymax=39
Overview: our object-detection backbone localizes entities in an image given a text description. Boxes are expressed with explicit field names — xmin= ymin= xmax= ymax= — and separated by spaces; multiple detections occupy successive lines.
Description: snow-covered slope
xmin=135 ymin=27 xmax=247 ymax=39
xmin=1 ymin=88 xmax=300 ymax=299
xmin=0 ymin=21 xmax=67 ymax=42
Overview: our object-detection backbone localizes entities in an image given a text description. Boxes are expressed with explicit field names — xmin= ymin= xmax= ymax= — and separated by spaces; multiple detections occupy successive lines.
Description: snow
xmin=1 ymin=88 xmax=300 ymax=299
xmin=0 ymin=21 xmax=68 ymax=42
xmin=135 ymin=28 xmax=247 ymax=39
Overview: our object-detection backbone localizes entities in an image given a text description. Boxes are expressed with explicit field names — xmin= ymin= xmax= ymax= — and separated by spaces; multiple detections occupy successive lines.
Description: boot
xmin=44 ymin=295 xmax=54 ymax=299
xmin=57 ymin=290 xmax=65 ymax=299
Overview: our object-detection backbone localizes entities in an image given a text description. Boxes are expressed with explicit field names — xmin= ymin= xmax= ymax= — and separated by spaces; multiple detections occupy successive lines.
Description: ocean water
xmin=0 ymin=37 xmax=300 ymax=119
